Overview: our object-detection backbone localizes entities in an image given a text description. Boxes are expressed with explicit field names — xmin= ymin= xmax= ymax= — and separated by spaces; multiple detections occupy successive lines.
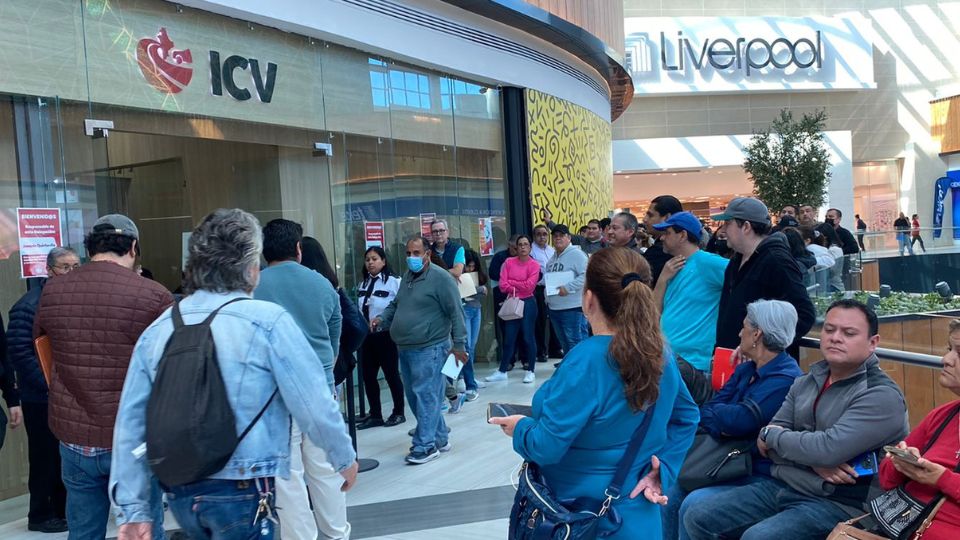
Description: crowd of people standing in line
xmin=0 ymin=193 xmax=956 ymax=540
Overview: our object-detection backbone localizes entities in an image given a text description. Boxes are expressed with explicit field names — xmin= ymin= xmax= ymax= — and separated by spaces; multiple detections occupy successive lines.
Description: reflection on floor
xmin=0 ymin=360 xmax=555 ymax=540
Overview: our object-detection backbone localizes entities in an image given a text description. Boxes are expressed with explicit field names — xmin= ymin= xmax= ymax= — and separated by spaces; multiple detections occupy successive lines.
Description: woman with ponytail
xmin=490 ymin=247 xmax=700 ymax=538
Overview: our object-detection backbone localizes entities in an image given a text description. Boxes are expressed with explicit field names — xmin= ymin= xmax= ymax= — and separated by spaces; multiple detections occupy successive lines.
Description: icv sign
xmin=624 ymin=16 xmax=875 ymax=96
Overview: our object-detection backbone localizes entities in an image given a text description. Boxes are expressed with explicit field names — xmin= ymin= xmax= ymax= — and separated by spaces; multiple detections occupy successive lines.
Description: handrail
xmin=798 ymin=337 xmax=943 ymax=369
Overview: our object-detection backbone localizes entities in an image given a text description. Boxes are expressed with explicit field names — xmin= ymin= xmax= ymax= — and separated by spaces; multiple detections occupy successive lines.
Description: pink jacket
xmin=499 ymin=257 xmax=541 ymax=299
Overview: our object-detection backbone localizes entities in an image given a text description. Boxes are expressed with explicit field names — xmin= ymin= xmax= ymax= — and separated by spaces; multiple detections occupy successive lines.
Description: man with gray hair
xmin=110 ymin=209 xmax=358 ymax=540
xmin=607 ymin=212 xmax=644 ymax=255
xmin=6 ymin=245 xmax=79 ymax=533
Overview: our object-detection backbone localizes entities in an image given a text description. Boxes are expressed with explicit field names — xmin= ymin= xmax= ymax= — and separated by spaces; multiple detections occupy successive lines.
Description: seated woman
xmin=879 ymin=319 xmax=960 ymax=540
xmin=664 ymin=300 xmax=804 ymax=540
xmin=489 ymin=247 xmax=699 ymax=538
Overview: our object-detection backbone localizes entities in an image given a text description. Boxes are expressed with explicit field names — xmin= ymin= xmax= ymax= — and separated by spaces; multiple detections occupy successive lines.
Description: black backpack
xmin=146 ymin=298 xmax=276 ymax=487
xmin=333 ymin=288 xmax=369 ymax=386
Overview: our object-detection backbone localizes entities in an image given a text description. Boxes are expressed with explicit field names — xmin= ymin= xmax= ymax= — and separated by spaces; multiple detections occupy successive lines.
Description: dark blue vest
xmin=433 ymin=240 xmax=462 ymax=270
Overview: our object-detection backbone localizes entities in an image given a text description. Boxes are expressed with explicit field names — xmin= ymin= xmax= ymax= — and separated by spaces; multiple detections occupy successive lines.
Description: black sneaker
xmin=405 ymin=447 xmax=441 ymax=464
xmin=357 ymin=417 xmax=384 ymax=430
xmin=384 ymin=414 xmax=406 ymax=427
xmin=28 ymin=518 xmax=68 ymax=533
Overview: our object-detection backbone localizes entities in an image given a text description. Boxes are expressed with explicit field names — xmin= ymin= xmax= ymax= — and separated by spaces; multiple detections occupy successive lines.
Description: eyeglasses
xmin=431 ymin=229 xmax=446 ymax=234
xmin=52 ymin=263 xmax=80 ymax=272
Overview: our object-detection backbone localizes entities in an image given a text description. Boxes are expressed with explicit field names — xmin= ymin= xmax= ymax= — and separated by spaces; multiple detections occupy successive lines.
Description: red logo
xmin=136 ymin=28 xmax=193 ymax=94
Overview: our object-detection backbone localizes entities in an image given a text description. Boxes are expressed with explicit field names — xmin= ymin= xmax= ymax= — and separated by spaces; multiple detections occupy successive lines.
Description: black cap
xmin=551 ymin=224 xmax=571 ymax=236
xmin=777 ymin=215 xmax=800 ymax=229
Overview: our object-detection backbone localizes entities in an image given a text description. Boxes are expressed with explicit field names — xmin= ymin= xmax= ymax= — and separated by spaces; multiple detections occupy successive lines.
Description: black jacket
xmin=716 ymin=233 xmax=816 ymax=351
xmin=0 ymin=313 xmax=20 ymax=409
xmin=836 ymin=226 xmax=859 ymax=255
xmin=643 ymin=240 xmax=671 ymax=286
xmin=8 ymin=284 xmax=43 ymax=403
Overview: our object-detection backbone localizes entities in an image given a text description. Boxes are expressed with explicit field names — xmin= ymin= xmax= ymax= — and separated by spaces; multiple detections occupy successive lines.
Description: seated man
xmin=683 ymin=299 xmax=909 ymax=540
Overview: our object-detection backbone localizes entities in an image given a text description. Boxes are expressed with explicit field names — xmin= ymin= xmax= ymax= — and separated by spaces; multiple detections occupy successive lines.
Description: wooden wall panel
xmin=903 ymin=365 xmax=937 ymax=428
xmin=931 ymin=96 xmax=960 ymax=155
xmin=902 ymin=319 xmax=933 ymax=355
xmin=523 ymin=0 xmax=625 ymax=56
xmin=861 ymin=260 xmax=879 ymax=291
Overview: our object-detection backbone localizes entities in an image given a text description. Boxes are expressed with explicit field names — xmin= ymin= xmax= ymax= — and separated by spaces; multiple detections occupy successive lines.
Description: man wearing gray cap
xmin=35 ymin=214 xmax=173 ymax=540
xmin=712 ymin=198 xmax=815 ymax=360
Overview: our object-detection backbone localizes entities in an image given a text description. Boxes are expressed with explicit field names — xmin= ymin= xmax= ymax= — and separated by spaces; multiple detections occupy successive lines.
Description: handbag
xmin=509 ymin=404 xmax=658 ymax=539
xmin=499 ymin=293 xmax=524 ymax=321
xmin=677 ymin=432 xmax=753 ymax=492
xmin=830 ymin=403 xmax=960 ymax=540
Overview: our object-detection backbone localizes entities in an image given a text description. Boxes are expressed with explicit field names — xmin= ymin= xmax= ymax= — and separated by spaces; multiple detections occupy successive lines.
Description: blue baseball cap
xmin=652 ymin=211 xmax=702 ymax=240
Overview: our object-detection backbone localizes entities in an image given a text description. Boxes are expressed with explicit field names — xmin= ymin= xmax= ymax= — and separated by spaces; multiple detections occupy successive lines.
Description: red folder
xmin=711 ymin=347 xmax=736 ymax=391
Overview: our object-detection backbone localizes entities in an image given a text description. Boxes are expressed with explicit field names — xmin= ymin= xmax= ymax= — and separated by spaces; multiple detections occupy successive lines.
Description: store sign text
xmin=659 ymin=31 xmax=822 ymax=76
xmin=209 ymin=51 xmax=277 ymax=103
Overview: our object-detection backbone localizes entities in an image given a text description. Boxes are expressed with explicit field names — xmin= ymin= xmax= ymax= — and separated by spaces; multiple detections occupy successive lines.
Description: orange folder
xmin=34 ymin=335 xmax=53 ymax=384
xmin=711 ymin=347 xmax=736 ymax=391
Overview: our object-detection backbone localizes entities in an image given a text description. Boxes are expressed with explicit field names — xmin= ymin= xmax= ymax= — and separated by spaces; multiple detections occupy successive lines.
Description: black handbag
xmin=869 ymin=403 xmax=960 ymax=540
xmin=509 ymin=404 xmax=657 ymax=539
xmin=677 ymin=432 xmax=754 ymax=492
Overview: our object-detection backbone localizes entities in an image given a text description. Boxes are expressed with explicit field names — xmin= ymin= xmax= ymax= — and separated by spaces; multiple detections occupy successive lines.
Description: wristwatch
xmin=759 ymin=426 xmax=772 ymax=443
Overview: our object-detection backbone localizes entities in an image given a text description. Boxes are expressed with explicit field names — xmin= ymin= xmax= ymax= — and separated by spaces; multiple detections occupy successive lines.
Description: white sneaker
xmin=523 ymin=371 xmax=536 ymax=384
xmin=476 ymin=380 xmax=487 ymax=389
xmin=485 ymin=371 xmax=508 ymax=382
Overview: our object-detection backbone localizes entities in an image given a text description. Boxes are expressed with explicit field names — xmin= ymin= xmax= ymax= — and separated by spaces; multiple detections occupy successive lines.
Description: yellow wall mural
xmin=526 ymin=88 xmax=613 ymax=231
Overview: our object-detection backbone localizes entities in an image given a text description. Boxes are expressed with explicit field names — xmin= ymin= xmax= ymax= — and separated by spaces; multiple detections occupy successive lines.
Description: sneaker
xmin=28 ymin=519 xmax=68 ymax=533
xmin=384 ymin=414 xmax=406 ymax=427
xmin=405 ymin=447 xmax=441 ymax=464
xmin=408 ymin=427 xmax=416 ymax=437
xmin=485 ymin=371 xmax=508 ymax=382
xmin=465 ymin=389 xmax=479 ymax=402
xmin=449 ymin=393 xmax=467 ymax=414
xmin=476 ymin=380 xmax=487 ymax=389
xmin=356 ymin=417 xmax=384 ymax=430
xmin=523 ymin=371 xmax=536 ymax=384
xmin=438 ymin=441 xmax=452 ymax=452
xmin=441 ymin=400 xmax=450 ymax=412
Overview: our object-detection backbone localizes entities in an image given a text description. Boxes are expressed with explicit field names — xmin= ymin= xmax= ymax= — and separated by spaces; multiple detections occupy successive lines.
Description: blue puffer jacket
xmin=8 ymin=283 xmax=46 ymax=403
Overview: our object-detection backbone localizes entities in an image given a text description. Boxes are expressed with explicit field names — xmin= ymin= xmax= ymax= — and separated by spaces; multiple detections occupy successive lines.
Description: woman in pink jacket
xmin=485 ymin=234 xmax=542 ymax=384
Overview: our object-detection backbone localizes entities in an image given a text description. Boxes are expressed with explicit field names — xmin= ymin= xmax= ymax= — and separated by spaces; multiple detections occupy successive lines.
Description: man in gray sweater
xmin=544 ymin=224 xmax=588 ymax=360
xmin=372 ymin=236 xmax=467 ymax=465
xmin=684 ymin=300 xmax=909 ymax=540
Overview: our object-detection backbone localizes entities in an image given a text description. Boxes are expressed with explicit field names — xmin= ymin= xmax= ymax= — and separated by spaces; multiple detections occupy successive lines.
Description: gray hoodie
xmin=765 ymin=354 xmax=909 ymax=515
xmin=544 ymin=245 xmax=588 ymax=311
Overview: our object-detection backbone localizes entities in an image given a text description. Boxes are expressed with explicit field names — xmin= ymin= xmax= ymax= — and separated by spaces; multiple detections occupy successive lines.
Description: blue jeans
xmin=548 ymin=307 xmax=588 ymax=355
xmin=898 ymin=232 xmax=914 ymax=255
xmin=399 ymin=340 xmax=450 ymax=453
xmin=662 ymin=477 xmax=760 ymax=540
xmin=498 ymin=297 xmax=538 ymax=373
xmin=59 ymin=444 xmax=164 ymax=540
xmin=682 ymin=475 xmax=851 ymax=540
xmin=462 ymin=305 xmax=482 ymax=391
xmin=166 ymin=479 xmax=275 ymax=540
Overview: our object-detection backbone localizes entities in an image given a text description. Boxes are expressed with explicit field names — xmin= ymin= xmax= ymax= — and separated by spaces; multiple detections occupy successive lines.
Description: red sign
xmin=17 ymin=208 xmax=62 ymax=278
xmin=419 ymin=213 xmax=436 ymax=237
xmin=364 ymin=221 xmax=384 ymax=249
xmin=137 ymin=28 xmax=193 ymax=94
xmin=478 ymin=218 xmax=494 ymax=256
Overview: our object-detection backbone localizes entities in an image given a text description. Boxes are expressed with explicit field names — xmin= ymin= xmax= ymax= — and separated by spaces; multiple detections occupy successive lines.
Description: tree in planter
xmin=743 ymin=109 xmax=831 ymax=213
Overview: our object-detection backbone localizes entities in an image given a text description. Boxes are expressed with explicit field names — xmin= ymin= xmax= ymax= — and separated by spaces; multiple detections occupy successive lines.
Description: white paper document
xmin=545 ymin=271 xmax=574 ymax=296
xmin=458 ymin=272 xmax=479 ymax=299
xmin=441 ymin=353 xmax=464 ymax=379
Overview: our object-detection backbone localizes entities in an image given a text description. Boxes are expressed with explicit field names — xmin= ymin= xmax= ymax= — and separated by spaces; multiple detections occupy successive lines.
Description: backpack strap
xmin=171 ymin=296 xmax=249 ymax=329
xmin=602 ymin=402 xmax=658 ymax=509
xmin=238 ymin=388 xmax=279 ymax=442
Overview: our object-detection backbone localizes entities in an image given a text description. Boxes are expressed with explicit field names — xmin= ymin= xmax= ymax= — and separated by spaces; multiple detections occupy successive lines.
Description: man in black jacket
xmin=7 ymin=246 xmax=77 ymax=533
xmin=643 ymin=195 xmax=683 ymax=286
xmin=713 ymin=198 xmax=816 ymax=359
xmin=825 ymin=208 xmax=859 ymax=256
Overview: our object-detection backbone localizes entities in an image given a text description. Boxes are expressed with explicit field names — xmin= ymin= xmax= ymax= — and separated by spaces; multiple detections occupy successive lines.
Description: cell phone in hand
xmin=883 ymin=445 xmax=922 ymax=466
xmin=487 ymin=403 xmax=533 ymax=421
xmin=849 ymin=451 xmax=879 ymax=476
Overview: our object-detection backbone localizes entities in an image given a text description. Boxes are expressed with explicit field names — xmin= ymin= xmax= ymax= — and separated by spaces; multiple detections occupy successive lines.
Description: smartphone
xmin=883 ymin=445 xmax=922 ymax=466
xmin=849 ymin=451 xmax=879 ymax=476
xmin=487 ymin=403 xmax=532 ymax=421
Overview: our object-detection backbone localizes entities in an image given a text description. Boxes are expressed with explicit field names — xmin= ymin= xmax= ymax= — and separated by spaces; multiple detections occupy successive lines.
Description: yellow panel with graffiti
xmin=526 ymin=88 xmax=613 ymax=231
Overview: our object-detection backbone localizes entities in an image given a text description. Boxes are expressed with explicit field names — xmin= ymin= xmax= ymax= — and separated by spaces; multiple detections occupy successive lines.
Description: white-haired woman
xmin=664 ymin=300 xmax=805 ymax=540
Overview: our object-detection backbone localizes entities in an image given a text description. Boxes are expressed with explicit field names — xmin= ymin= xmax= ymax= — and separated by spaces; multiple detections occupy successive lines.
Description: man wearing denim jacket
xmin=110 ymin=209 xmax=358 ymax=540
xmin=371 ymin=236 xmax=467 ymax=465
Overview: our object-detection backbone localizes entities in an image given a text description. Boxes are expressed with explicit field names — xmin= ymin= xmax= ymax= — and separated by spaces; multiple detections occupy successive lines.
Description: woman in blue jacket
xmin=663 ymin=299 xmax=804 ymax=540
xmin=491 ymin=247 xmax=700 ymax=538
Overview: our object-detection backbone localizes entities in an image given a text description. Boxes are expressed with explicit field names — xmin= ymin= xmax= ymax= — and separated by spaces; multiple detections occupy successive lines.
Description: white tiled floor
xmin=1 ymin=361 xmax=553 ymax=539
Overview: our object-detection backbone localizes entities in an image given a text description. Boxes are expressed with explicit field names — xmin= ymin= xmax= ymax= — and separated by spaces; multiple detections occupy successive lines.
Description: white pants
xmin=276 ymin=422 xmax=351 ymax=540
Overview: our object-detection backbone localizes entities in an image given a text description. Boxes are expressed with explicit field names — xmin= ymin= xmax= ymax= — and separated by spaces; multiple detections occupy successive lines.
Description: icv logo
xmin=137 ymin=28 xmax=193 ymax=94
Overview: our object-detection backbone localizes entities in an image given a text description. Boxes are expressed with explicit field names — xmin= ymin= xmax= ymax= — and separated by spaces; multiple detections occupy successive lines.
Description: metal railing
xmin=798 ymin=336 xmax=943 ymax=369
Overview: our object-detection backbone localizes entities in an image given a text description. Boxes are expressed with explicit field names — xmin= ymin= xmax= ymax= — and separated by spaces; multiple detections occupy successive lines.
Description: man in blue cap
xmin=653 ymin=211 xmax=729 ymax=374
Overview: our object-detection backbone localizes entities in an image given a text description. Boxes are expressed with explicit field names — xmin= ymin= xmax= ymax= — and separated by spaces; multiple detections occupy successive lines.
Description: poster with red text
xmin=365 ymin=221 xmax=384 ymax=249
xmin=478 ymin=218 xmax=494 ymax=256
xmin=17 ymin=208 xmax=62 ymax=278
xmin=419 ymin=213 xmax=436 ymax=237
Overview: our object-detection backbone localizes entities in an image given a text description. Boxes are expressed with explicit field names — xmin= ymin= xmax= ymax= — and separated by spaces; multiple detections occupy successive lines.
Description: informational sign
xmin=17 ymin=208 xmax=62 ymax=278
xmin=419 ymin=213 xmax=436 ymax=237
xmin=624 ymin=15 xmax=875 ymax=95
xmin=364 ymin=221 xmax=384 ymax=249
xmin=478 ymin=217 xmax=494 ymax=256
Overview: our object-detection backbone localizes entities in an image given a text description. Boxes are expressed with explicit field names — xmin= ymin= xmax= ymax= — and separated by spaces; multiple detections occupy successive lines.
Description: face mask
xmin=714 ymin=240 xmax=728 ymax=253
xmin=407 ymin=256 xmax=425 ymax=273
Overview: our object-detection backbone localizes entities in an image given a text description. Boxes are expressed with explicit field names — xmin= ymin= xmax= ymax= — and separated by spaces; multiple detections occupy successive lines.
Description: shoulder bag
xmin=499 ymin=292 xmax=524 ymax=321
xmin=677 ymin=431 xmax=754 ymax=492
xmin=828 ymin=403 xmax=960 ymax=540
xmin=509 ymin=404 xmax=657 ymax=539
